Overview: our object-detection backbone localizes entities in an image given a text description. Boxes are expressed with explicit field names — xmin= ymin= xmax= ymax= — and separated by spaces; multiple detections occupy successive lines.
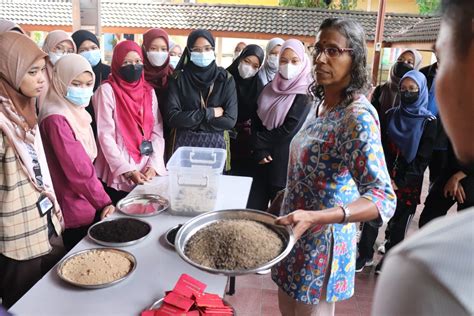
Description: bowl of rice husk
xmin=175 ymin=209 xmax=295 ymax=276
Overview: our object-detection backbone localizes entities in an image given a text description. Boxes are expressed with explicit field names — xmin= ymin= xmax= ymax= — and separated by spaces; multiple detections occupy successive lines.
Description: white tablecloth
xmin=10 ymin=175 xmax=252 ymax=316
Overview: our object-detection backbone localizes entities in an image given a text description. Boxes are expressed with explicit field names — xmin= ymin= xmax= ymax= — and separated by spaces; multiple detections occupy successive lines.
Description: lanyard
xmin=199 ymin=83 xmax=215 ymax=109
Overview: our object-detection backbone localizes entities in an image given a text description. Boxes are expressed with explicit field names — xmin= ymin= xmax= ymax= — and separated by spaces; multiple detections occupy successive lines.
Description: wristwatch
xmin=339 ymin=205 xmax=351 ymax=224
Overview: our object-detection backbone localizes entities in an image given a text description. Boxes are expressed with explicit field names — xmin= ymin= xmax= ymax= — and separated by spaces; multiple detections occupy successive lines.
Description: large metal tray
xmin=117 ymin=194 xmax=169 ymax=217
xmin=174 ymin=209 xmax=295 ymax=276
xmin=87 ymin=218 xmax=152 ymax=247
xmin=57 ymin=248 xmax=137 ymax=289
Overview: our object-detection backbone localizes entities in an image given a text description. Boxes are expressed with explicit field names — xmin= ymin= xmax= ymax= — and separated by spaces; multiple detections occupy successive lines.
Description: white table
xmin=10 ymin=175 xmax=252 ymax=316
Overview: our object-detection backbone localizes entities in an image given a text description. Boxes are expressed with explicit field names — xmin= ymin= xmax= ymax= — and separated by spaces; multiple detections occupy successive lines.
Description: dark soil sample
xmin=166 ymin=224 xmax=183 ymax=246
xmin=89 ymin=218 xmax=151 ymax=243
xmin=184 ymin=219 xmax=284 ymax=270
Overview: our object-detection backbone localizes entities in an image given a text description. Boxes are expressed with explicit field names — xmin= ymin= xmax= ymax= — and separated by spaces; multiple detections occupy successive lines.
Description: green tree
xmin=416 ymin=0 xmax=441 ymax=14
xmin=280 ymin=0 xmax=357 ymax=10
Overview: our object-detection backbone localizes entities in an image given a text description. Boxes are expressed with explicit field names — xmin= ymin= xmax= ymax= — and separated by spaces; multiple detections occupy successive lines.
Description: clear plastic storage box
xmin=166 ymin=146 xmax=227 ymax=216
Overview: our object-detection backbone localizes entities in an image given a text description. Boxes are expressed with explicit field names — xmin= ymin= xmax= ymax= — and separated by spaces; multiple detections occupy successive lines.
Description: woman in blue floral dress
xmin=271 ymin=18 xmax=396 ymax=315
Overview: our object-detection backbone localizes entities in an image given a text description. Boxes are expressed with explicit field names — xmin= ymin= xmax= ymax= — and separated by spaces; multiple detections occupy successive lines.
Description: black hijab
xmin=71 ymin=30 xmax=110 ymax=91
xmin=175 ymin=29 xmax=225 ymax=90
xmin=227 ymin=44 xmax=265 ymax=122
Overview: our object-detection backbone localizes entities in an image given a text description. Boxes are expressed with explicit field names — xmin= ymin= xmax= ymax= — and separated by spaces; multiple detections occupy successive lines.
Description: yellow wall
xmin=356 ymin=0 xmax=419 ymax=13
xmin=196 ymin=0 xmax=278 ymax=5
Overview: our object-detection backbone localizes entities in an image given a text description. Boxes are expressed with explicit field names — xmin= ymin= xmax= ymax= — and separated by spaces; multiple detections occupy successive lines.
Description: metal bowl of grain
xmin=175 ymin=209 xmax=295 ymax=276
xmin=57 ymin=248 xmax=137 ymax=289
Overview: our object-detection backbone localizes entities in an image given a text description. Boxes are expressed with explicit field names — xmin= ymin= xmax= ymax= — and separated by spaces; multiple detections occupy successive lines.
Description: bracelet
xmin=339 ymin=205 xmax=351 ymax=224
xmin=124 ymin=171 xmax=134 ymax=180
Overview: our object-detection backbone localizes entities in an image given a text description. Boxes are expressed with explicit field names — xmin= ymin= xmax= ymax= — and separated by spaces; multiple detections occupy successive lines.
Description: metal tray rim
xmin=117 ymin=194 xmax=169 ymax=217
xmin=87 ymin=218 xmax=152 ymax=247
xmin=174 ymin=209 xmax=295 ymax=276
xmin=57 ymin=248 xmax=137 ymax=289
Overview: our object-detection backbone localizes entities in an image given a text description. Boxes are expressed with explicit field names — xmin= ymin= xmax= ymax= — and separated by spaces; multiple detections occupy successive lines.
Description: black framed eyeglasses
xmin=310 ymin=45 xmax=353 ymax=58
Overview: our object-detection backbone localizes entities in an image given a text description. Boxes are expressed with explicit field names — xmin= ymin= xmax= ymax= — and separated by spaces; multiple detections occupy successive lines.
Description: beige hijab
xmin=39 ymin=54 xmax=97 ymax=161
xmin=0 ymin=19 xmax=25 ymax=34
xmin=42 ymin=30 xmax=76 ymax=79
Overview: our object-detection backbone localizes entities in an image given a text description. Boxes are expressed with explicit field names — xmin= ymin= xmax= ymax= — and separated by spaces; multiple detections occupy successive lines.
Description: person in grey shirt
xmin=372 ymin=0 xmax=474 ymax=315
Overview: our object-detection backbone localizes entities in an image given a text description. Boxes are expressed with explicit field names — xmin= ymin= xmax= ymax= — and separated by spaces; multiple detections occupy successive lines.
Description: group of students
xmin=356 ymin=48 xmax=473 ymax=274
xmin=0 ymin=20 xmax=315 ymax=309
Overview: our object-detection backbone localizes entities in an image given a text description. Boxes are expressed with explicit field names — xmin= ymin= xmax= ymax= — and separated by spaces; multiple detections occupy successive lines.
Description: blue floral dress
xmin=272 ymin=96 xmax=396 ymax=304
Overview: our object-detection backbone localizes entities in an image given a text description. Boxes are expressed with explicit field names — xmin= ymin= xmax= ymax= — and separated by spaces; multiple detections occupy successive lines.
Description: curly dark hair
xmin=309 ymin=17 xmax=370 ymax=107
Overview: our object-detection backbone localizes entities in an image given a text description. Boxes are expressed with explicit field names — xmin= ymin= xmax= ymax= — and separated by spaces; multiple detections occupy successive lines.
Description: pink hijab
xmin=39 ymin=54 xmax=97 ymax=161
xmin=42 ymin=30 xmax=76 ymax=80
xmin=257 ymin=39 xmax=311 ymax=130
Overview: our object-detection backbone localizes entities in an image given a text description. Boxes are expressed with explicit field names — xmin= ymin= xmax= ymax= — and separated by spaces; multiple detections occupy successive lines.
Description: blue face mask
xmin=66 ymin=86 xmax=94 ymax=107
xmin=190 ymin=51 xmax=215 ymax=68
xmin=80 ymin=49 xmax=101 ymax=67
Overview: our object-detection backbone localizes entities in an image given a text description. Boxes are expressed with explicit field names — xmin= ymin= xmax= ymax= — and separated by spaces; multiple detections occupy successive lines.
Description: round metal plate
xmin=87 ymin=218 xmax=152 ymax=247
xmin=164 ymin=224 xmax=183 ymax=248
xmin=117 ymin=194 xmax=169 ymax=217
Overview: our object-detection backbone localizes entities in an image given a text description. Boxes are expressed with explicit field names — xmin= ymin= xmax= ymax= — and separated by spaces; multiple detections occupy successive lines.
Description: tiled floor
xmin=225 ymin=172 xmax=456 ymax=315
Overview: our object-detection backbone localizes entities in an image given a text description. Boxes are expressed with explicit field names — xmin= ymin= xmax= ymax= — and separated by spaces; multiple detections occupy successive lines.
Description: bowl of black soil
xmin=165 ymin=224 xmax=183 ymax=248
xmin=88 ymin=217 xmax=152 ymax=247
xmin=175 ymin=209 xmax=295 ymax=276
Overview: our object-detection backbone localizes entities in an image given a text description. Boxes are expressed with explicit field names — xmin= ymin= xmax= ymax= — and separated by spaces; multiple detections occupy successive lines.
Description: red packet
xmin=140 ymin=310 xmax=155 ymax=316
xmin=154 ymin=302 xmax=187 ymax=316
xmin=173 ymin=274 xmax=207 ymax=299
xmin=195 ymin=293 xmax=225 ymax=308
xmin=186 ymin=311 xmax=200 ymax=316
xmin=164 ymin=291 xmax=195 ymax=312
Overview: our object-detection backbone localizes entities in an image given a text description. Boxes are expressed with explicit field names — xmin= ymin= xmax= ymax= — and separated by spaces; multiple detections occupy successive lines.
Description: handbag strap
xmin=199 ymin=83 xmax=215 ymax=109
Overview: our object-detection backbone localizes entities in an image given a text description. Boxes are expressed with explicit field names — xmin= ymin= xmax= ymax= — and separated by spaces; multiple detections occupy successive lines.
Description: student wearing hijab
xmin=0 ymin=19 xmax=25 ymax=34
xmin=226 ymin=44 xmax=264 ymax=177
xmin=371 ymin=49 xmax=422 ymax=130
xmin=357 ymin=70 xmax=437 ymax=274
xmin=257 ymin=37 xmax=284 ymax=91
xmin=169 ymin=42 xmax=183 ymax=69
xmin=72 ymin=30 xmax=110 ymax=91
xmin=233 ymin=41 xmax=247 ymax=60
xmin=0 ymin=32 xmax=62 ymax=309
xmin=165 ymin=29 xmax=237 ymax=161
xmin=248 ymin=39 xmax=312 ymax=211
xmin=39 ymin=30 xmax=76 ymax=109
xmin=93 ymin=40 xmax=167 ymax=204
xmin=142 ymin=28 xmax=174 ymax=109
xmin=72 ymin=30 xmax=111 ymax=138
xmin=39 ymin=55 xmax=115 ymax=251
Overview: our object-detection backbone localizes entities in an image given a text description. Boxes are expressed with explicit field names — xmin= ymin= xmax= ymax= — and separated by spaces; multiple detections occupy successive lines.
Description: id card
xmin=140 ymin=140 xmax=154 ymax=156
xmin=37 ymin=194 xmax=53 ymax=217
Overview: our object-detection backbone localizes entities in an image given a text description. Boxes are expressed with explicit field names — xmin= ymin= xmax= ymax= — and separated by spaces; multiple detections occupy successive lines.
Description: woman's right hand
xmin=444 ymin=171 xmax=467 ymax=199
xmin=275 ymin=210 xmax=315 ymax=240
xmin=213 ymin=107 xmax=224 ymax=118
xmin=100 ymin=204 xmax=115 ymax=220
xmin=124 ymin=170 xmax=148 ymax=185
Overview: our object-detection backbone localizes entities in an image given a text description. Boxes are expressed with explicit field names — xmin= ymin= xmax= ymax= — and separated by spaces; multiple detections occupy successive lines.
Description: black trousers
xmin=0 ymin=236 xmax=64 ymax=309
xmin=62 ymin=212 xmax=101 ymax=252
xmin=246 ymin=164 xmax=283 ymax=211
xmin=102 ymin=182 xmax=129 ymax=206
xmin=429 ymin=149 xmax=449 ymax=185
xmin=358 ymin=202 xmax=417 ymax=259
xmin=419 ymin=178 xmax=474 ymax=228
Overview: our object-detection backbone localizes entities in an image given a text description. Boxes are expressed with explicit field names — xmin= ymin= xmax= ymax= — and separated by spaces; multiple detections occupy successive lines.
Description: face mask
xmin=190 ymin=51 xmax=215 ymax=68
xmin=80 ymin=49 xmax=101 ymax=67
xmin=267 ymin=54 xmax=279 ymax=70
xmin=147 ymin=51 xmax=168 ymax=67
xmin=48 ymin=52 xmax=66 ymax=65
xmin=394 ymin=61 xmax=413 ymax=79
xmin=279 ymin=63 xmax=302 ymax=80
xmin=119 ymin=64 xmax=143 ymax=83
xmin=65 ymin=86 xmax=94 ymax=107
xmin=169 ymin=55 xmax=180 ymax=69
xmin=238 ymin=62 xmax=258 ymax=79
xmin=400 ymin=90 xmax=419 ymax=104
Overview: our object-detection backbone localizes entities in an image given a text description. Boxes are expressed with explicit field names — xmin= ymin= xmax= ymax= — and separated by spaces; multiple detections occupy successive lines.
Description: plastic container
xmin=166 ymin=147 xmax=226 ymax=216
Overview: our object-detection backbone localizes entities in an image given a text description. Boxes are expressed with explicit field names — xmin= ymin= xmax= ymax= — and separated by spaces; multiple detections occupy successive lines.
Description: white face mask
xmin=279 ymin=63 xmax=302 ymax=80
xmin=169 ymin=55 xmax=180 ymax=69
xmin=147 ymin=51 xmax=169 ymax=67
xmin=238 ymin=62 xmax=258 ymax=79
xmin=48 ymin=52 xmax=67 ymax=65
xmin=267 ymin=54 xmax=279 ymax=70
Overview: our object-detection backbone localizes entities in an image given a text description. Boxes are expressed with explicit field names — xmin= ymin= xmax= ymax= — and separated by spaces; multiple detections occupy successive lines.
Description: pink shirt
xmin=93 ymin=83 xmax=167 ymax=192
xmin=40 ymin=115 xmax=111 ymax=229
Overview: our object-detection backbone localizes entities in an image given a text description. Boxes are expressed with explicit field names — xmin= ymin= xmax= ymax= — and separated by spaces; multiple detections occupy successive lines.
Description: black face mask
xmin=400 ymin=91 xmax=419 ymax=104
xmin=119 ymin=64 xmax=143 ymax=83
xmin=393 ymin=61 xmax=413 ymax=79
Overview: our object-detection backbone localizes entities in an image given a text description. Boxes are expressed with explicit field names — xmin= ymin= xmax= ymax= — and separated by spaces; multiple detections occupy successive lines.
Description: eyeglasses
xmin=55 ymin=44 xmax=75 ymax=55
xmin=310 ymin=45 xmax=353 ymax=58
xmin=190 ymin=45 xmax=214 ymax=53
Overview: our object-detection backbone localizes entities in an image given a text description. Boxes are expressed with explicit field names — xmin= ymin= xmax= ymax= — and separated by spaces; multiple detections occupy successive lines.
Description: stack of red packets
xmin=141 ymin=274 xmax=234 ymax=316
